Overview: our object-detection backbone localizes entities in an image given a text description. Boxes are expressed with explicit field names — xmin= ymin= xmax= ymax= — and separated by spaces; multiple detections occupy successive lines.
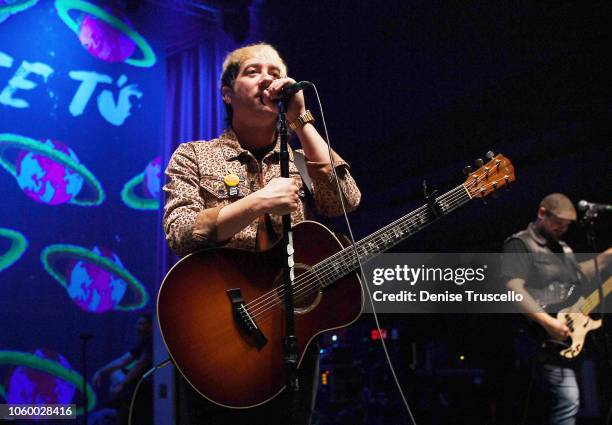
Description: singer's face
xmin=230 ymin=55 xmax=284 ymax=123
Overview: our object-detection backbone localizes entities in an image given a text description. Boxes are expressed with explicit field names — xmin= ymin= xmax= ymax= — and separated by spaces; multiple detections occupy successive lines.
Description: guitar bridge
xmin=227 ymin=288 xmax=267 ymax=349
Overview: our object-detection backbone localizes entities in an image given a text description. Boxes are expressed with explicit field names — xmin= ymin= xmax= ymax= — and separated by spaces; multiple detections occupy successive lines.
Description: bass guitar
xmin=536 ymin=276 xmax=612 ymax=359
xmin=157 ymin=153 xmax=515 ymax=408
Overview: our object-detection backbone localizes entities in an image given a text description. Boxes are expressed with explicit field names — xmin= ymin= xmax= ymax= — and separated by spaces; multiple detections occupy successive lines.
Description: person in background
xmin=92 ymin=314 xmax=153 ymax=425
xmin=502 ymin=193 xmax=612 ymax=425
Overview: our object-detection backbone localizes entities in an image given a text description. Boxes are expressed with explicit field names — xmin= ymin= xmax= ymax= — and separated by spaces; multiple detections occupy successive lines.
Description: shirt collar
xmin=219 ymin=128 xmax=294 ymax=163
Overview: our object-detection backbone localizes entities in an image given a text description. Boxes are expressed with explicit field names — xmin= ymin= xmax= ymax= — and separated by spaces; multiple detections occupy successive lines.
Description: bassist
xmin=502 ymin=193 xmax=612 ymax=425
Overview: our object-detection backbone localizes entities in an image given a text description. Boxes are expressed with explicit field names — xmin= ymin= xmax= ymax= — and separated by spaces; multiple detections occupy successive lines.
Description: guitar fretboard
xmin=580 ymin=276 xmax=612 ymax=315
xmin=312 ymin=184 xmax=472 ymax=287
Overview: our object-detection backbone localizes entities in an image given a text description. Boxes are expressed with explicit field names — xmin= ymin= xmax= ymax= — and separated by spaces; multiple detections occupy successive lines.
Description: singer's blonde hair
xmin=220 ymin=43 xmax=287 ymax=125
xmin=221 ymin=43 xmax=287 ymax=88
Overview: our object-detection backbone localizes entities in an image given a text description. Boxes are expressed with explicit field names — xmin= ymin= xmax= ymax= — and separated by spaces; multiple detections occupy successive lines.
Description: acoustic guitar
xmin=157 ymin=153 xmax=515 ymax=408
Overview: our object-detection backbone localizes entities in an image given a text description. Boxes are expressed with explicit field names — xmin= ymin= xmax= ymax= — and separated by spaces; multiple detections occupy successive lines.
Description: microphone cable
xmin=307 ymin=82 xmax=419 ymax=425
xmin=127 ymin=357 xmax=172 ymax=425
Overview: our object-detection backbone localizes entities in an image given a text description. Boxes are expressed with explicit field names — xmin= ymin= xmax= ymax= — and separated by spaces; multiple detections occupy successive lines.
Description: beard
xmin=534 ymin=221 xmax=563 ymax=243
xmin=541 ymin=226 xmax=564 ymax=243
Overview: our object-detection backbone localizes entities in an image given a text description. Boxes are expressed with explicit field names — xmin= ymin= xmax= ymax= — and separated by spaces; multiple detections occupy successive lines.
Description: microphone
xmin=279 ymin=81 xmax=312 ymax=100
xmin=578 ymin=200 xmax=612 ymax=213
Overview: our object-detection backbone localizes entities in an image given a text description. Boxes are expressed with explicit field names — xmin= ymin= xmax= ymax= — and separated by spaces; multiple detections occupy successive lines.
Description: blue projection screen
xmin=0 ymin=0 xmax=163 ymax=414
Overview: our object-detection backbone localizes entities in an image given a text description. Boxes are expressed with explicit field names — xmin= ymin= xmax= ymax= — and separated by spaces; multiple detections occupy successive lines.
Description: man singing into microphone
xmin=163 ymin=43 xmax=361 ymax=424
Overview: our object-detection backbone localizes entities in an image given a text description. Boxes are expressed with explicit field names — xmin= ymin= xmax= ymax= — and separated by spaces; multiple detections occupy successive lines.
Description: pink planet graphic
xmin=78 ymin=6 xmax=136 ymax=63
xmin=41 ymin=244 xmax=148 ymax=313
xmin=6 ymin=348 xmax=76 ymax=405
xmin=55 ymin=0 xmax=156 ymax=68
xmin=16 ymin=139 xmax=84 ymax=205
xmin=0 ymin=133 xmax=105 ymax=207
xmin=66 ymin=246 xmax=128 ymax=313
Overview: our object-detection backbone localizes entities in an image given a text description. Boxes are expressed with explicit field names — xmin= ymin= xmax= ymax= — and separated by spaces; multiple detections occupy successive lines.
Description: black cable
xmin=127 ymin=358 xmax=172 ymax=425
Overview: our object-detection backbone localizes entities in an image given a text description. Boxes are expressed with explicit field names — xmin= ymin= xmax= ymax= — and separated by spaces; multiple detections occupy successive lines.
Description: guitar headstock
xmin=463 ymin=152 xmax=515 ymax=199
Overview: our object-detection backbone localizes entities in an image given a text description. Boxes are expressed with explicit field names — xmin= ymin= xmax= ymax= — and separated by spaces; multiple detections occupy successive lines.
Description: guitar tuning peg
xmin=463 ymin=165 xmax=472 ymax=175
xmin=486 ymin=151 xmax=495 ymax=160
xmin=474 ymin=158 xmax=484 ymax=168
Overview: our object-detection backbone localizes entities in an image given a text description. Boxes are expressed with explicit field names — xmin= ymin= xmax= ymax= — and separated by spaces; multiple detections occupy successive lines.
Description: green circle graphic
xmin=41 ymin=244 xmax=148 ymax=311
xmin=0 ymin=133 xmax=105 ymax=207
xmin=0 ymin=350 xmax=97 ymax=414
xmin=55 ymin=0 xmax=156 ymax=68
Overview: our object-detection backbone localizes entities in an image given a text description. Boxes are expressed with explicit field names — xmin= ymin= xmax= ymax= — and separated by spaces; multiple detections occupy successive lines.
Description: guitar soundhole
xmin=274 ymin=263 xmax=322 ymax=314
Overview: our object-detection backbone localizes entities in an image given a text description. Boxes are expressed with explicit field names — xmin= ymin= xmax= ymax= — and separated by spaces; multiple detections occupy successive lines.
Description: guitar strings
xmin=247 ymin=179 xmax=492 ymax=321
xmin=246 ymin=176 xmax=499 ymax=320
xmin=248 ymin=192 xmax=458 ymax=317
xmin=242 ymin=193 xmax=446 ymax=312
xmin=581 ymin=278 xmax=612 ymax=314
xmin=246 ymin=184 xmax=467 ymax=317
xmin=184 ymin=189 xmax=472 ymax=343
xmin=246 ymin=175 xmax=502 ymax=321
xmin=248 ymin=187 xmax=471 ymax=320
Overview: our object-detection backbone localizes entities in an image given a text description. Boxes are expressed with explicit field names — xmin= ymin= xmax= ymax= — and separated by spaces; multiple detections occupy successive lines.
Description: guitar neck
xmin=314 ymin=184 xmax=473 ymax=287
xmin=579 ymin=276 xmax=612 ymax=315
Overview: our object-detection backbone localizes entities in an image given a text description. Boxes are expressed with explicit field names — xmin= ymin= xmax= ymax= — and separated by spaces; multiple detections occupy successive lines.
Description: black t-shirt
xmin=124 ymin=335 xmax=153 ymax=389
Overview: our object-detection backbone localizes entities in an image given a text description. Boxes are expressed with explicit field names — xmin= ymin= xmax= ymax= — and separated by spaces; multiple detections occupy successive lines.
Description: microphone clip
xmin=580 ymin=207 xmax=599 ymax=226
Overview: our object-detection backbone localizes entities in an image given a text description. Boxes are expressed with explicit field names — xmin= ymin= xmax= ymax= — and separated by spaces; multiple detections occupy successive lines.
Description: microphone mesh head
xmin=577 ymin=200 xmax=589 ymax=211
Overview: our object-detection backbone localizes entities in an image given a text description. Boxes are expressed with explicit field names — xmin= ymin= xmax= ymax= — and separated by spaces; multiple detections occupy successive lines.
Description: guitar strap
xmin=559 ymin=241 xmax=583 ymax=283
xmin=293 ymin=150 xmax=314 ymax=195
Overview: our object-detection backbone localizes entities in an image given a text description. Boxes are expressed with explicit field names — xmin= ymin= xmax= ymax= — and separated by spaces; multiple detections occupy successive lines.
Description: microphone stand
xmin=79 ymin=333 xmax=93 ymax=425
xmin=580 ymin=207 xmax=612 ymax=425
xmin=277 ymin=100 xmax=299 ymax=417
xmin=580 ymin=208 xmax=604 ymax=316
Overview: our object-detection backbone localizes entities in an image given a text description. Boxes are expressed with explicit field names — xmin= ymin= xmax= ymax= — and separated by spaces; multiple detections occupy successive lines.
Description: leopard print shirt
xmin=163 ymin=129 xmax=361 ymax=257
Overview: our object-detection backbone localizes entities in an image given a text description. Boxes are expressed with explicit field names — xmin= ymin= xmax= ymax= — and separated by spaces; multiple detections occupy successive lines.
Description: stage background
xmin=259 ymin=1 xmax=612 ymax=423
xmin=1 ymin=1 xmax=610 ymax=424
xmin=0 ymin=0 xmax=164 ymax=419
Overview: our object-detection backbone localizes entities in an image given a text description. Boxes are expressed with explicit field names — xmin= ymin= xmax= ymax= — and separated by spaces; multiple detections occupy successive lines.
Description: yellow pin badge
xmin=224 ymin=173 xmax=241 ymax=196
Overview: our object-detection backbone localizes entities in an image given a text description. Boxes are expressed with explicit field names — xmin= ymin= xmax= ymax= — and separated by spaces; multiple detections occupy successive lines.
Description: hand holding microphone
xmin=260 ymin=79 xmax=312 ymax=122
xmin=261 ymin=80 xmax=311 ymax=102
xmin=277 ymin=81 xmax=312 ymax=101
